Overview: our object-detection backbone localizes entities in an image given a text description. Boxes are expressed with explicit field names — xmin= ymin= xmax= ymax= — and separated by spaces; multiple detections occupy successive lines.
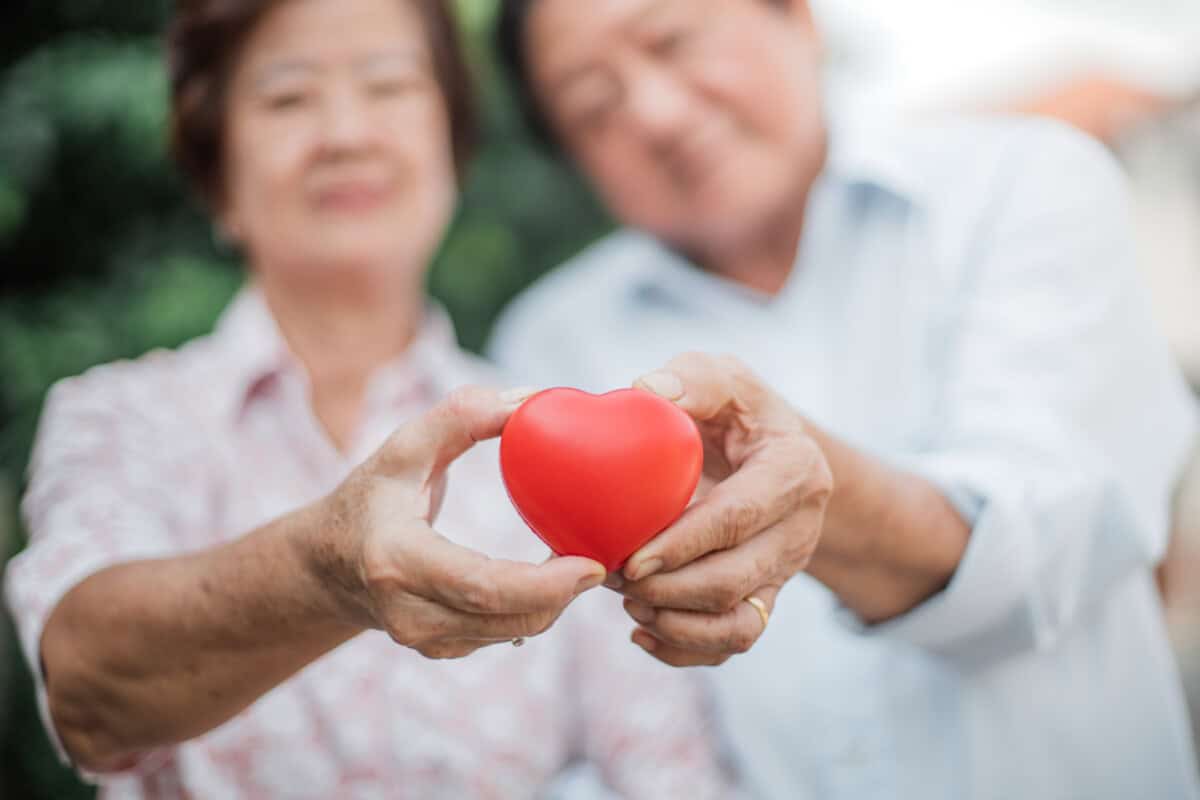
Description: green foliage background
xmin=0 ymin=1 xmax=612 ymax=796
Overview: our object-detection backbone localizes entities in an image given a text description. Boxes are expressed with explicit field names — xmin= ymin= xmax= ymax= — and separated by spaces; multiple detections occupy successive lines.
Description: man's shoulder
xmin=849 ymin=113 xmax=1121 ymax=205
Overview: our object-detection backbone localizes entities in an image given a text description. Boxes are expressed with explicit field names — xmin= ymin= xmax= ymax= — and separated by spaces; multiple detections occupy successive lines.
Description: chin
xmin=291 ymin=243 xmax=424 ymax=288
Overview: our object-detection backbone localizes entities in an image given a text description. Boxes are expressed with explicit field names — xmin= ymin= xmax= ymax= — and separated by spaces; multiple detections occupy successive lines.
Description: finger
xmin=382 ymin=385 xmax=538 ymax=474
xmin=624 ymin=453 xmax=801 ymax=578
xmin=625 ymin=585 xmax=780 ymax=655
xmin=409 ymin=597 xmax=566 ymax=641
xmin=380 ymin=590 xmax=557 ymax=649
xmin=635 ymin=352 xmax=768 ymax=423
xmin=414 ymin=638 xmax=506 ymax=661
xmin=630 ymin=629 xmax=729 ymax=668
xmin=413 ymin=530 xmax=606 ymax=615
xmin=620 ymin=522 xmax=815 ymax=612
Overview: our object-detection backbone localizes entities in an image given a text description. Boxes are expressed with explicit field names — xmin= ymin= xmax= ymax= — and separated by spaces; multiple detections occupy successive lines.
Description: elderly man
xmin=488 ymin=0 xmax=1200 ymax=797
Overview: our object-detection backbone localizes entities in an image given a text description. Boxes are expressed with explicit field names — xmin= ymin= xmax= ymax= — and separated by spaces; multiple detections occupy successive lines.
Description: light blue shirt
xmin=490 ymin=116 xmax=1200 ymax=800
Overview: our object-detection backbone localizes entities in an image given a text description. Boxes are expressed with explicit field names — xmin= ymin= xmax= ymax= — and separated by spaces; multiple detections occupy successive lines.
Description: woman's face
xmin=221 ymin=0 xmax=455 ymax=294
xmin=525 ymin=0 xmax=827 ymax=260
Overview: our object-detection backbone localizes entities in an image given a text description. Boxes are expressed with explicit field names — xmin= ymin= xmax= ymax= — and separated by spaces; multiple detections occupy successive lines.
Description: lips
xmin=670 ymin=121 xmax=732 ymax=189
xmin=315 ymin=182 xmax=392 ymax=212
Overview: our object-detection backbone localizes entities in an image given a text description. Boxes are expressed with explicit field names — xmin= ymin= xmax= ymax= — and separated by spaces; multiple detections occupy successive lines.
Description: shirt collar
xmin=626 ymin=114 xmax=923 ymax=306
xmin=821 ymin=114 xmax=924 ymax=203
xmin=211 ymin=284 xmax=467 ymax=423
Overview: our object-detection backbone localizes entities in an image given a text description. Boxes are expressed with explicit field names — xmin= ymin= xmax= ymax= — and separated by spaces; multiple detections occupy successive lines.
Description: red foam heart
xmin=500 ymin=388 xmax=703 ymax=572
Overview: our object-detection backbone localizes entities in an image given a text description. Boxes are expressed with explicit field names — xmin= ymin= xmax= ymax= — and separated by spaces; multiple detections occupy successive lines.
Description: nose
xmin=622 ymin=62 xmax=693 ymax=152
xmin=318 ymin=83 xmax=374 ymax=155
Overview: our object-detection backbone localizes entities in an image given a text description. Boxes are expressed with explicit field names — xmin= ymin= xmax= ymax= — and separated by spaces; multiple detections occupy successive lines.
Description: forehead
xmin=525 ymin=0 xmax=692 ymax=68
xmin=237 ymin=0 xmax=429 ymax=70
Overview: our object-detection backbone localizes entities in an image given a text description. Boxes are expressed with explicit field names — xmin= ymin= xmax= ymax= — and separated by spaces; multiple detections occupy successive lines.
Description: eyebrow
xmin=358 ymin=48 xmax=428 ymax=71
xmin=543 ymin=0 xmax=684 ymax=100
xmin=254 ymin=59 xmax=318 ymax=90
xmin=253 ymin=48 xmax=427 ymax=89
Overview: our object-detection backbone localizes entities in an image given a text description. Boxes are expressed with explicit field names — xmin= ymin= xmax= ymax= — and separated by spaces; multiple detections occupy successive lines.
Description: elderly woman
xmin=2 ymin=1 xmax=740 ymax=797
xmin=488 ymin=0 xmax=1200 ymax=798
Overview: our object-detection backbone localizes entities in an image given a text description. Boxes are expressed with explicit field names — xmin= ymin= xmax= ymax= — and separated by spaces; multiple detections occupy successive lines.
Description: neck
xmin=257 ymin=270 xmax=424 ymax=451
xmin=694 ymin=135 xmax=828 ymax=296
xmin=695 ymin=204 xmax=807 ymax=296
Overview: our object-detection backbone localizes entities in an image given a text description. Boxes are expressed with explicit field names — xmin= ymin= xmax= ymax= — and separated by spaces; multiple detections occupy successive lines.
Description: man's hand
xmin=612 ymin=354 xmax=833 ymax=666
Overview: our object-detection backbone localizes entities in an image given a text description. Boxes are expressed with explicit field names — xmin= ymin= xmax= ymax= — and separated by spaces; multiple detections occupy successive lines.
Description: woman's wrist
xmin=290 ymin=493 xmax=374 ymax=633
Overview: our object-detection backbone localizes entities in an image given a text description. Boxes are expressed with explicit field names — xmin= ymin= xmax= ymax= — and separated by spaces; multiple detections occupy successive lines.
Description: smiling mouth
xmin=316 ymin=184 xmax=392 ymax=212
xmin=669 ymin=122 xmax=733 ymax=191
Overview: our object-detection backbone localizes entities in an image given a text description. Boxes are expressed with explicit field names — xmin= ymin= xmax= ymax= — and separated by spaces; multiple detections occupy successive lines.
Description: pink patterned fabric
xmin=4 ymin=287 xmax=736 ymax=800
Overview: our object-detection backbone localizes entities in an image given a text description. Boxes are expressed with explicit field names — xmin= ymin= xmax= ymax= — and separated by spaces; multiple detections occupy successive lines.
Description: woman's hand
xmin=311 ymin=386 xmax=607 ymax=659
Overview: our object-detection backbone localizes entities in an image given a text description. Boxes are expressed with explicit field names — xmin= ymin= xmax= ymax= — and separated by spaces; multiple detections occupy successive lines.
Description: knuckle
xmin=658 ymin=650 xmax=690 ymax=668
xmin=386 ymin=618 xmax=421 ymax=649
xmin=624 ymin=578 xmax=665 ymax=607
xmin=515 ymin=612 xmax=554 ymax=638
xmin=533 ymin=610 xmax=560 ymax=636
xmin=752 ymin=556 xmax=779 ymax=588
xmin=361 ymin=544 xmax=398 ymax=594
xmin=788 ymin=535 xmax=818 ymax=572
xmin=416 ymin=642 xmax=460 ymax=660
xmin=441 ymin=385 xmax=491 ymax=423
xmin=715 ymin=353 xmax=743 ymax=373
xmin=725 ymin=623 xmax=757 ymax=655
xmin=811 ymin=458 xmax=835 ymax=502
xmin=442 ymin=387 xmax=476 ymax=416
xmin=454 ymin=568 xmax=500 ymax=613
xmin=718 ymin=354 xmax=762 ymax=394
xmin=707 ymin=580 xmax=743 ymax=613
xmin=670 ymin=351 xmax=711 ymax=373
xmin=790 ymin=438 xmax=834 ymax=500
xmin=714 ymin=496 xmax=763 ymax=547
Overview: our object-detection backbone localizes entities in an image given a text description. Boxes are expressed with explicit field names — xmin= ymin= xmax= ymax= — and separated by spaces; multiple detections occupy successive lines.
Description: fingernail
xmin=604 ymin=572 xmax=624 ymax=590
xmin=499 ymin=386 xmax=539 ymax=405
xmin=626 ymin=557 xmax=663 ymax=582
xmin=574 ymin=572 xmax=606 ymax=596
xmin=636 ymin=372 xmax=684 ymax=401
xmin=625 ymin=601 xmax=656 ymax=625
xmin=632 ymin=630 xmax=658 ymax=652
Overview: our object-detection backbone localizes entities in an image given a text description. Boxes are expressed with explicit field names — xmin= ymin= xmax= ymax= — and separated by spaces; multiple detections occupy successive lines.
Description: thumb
xmin=381 ymin=385 xmax=538 ymax=475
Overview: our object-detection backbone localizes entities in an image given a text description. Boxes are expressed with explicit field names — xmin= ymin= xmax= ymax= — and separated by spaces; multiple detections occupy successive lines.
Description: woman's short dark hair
xmin=168 ymin=0 xmax=477 ymax=210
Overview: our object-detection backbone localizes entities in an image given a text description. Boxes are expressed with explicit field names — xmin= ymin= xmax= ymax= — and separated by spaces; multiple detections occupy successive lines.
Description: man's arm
xmin=617 ymin=123 xmax=1196 ymax=666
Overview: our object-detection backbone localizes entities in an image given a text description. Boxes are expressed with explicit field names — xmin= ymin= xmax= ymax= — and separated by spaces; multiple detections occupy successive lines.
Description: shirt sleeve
xmin=563 ymin=591 xmax=744 ymax=799
xmin=3 ymin=368 xmax=193 ymax=780
xmin=862 ymin=122 xmax=1199 ymax=667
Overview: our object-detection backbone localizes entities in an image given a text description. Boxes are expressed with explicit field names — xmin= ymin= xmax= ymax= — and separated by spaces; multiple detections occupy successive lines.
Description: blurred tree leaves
xmin=0 ymin=1 xmax=611 ymax=797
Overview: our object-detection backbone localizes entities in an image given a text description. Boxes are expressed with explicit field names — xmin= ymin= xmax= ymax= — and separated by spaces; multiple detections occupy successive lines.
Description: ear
xmin=214 ymin=210 xmax=244 ymax=246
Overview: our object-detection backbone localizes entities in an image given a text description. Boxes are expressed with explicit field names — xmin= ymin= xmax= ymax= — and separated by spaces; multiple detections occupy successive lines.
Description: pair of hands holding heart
xmin=318 ymin=353 xmax=832 ymax=666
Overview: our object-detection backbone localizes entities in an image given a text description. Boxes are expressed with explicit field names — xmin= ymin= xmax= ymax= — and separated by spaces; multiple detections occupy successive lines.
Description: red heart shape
xmin=500 ymin=388 xmax=703 ymax=572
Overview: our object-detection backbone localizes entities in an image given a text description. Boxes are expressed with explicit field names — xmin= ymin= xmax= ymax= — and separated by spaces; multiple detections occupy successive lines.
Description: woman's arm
xmin=35 ymin=387 xmax=607 ymax=772
xmin=41 ymin=502 xmax=354 ymax=772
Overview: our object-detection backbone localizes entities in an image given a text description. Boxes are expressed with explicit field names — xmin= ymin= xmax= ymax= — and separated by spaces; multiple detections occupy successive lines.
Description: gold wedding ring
xmin=511 ymin=637 xmax=526 ymax=647
xmin=745 ymin=596 xmax=770 ymax=632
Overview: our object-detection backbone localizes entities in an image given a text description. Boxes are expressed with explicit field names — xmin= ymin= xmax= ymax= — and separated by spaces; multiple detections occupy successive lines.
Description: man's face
xmin=525 ymin=0 xmax=828 ymax=260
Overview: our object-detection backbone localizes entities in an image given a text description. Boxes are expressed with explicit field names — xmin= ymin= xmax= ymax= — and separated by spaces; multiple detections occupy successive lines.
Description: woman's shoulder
xmin=40 ymin=331 xmax=236 ymax=439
